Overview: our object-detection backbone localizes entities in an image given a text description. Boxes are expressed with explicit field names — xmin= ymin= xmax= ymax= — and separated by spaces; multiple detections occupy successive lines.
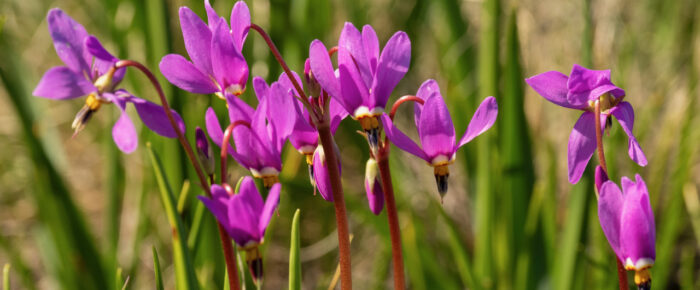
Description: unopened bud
xmin=303 ymin=59 xmax=321 ymax=97
xmin=364 ymin=158 xmax=385 ymax=215
xmin=594 ymin=165 xmax=608 ymax=194
xmin=94 ymin=67 xmax=116 ymax=94
xmin=195 ymin=127 xmax=215 ymax=176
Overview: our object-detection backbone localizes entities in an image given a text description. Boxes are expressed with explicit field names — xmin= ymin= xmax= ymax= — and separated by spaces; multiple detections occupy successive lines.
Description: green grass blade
xmin=435 ymin=202 xmax=477 ymax=289
xmin=3 ymin=264 xmax=9 ymax=290
xmin=153 ymin=247 xmax=165 ymax=290
xmin=147 ymin=143 xmax=199 ymax=290
xmin=289 ymin=209 xmax=302 ymax=290
xmin=474 ymin=0 xmax=500 ymax=287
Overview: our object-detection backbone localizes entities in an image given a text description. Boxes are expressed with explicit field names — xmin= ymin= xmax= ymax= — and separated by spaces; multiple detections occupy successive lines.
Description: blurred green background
xmin=1 ymin=0 xmax=699 ymax=289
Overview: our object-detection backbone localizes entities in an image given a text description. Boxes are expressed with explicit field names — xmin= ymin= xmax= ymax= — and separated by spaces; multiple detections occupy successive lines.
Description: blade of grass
xmin=289 ymin=209 xmax=302 ymax=290
xmin=434 ymin=200 xmax=477 ymax=289
xmin=474 ymin=0 xmax=500 ymax=287
xmin=147 ymin=143 xmax=199 ymax=290
xmin=153 ymin=247 xmax=165 ymax=290
xmin=3 ymin=264 xmax=9 ymax=290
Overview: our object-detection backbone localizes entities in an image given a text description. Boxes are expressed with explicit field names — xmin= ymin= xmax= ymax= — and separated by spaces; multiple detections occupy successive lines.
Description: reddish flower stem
xmin=114 ymin=60 xmax=241 ymax=290
xmin=376 ymin=146 xmax=406 ymax=290
xmin=220 ymin=121 xmax=252 ymax=183
xmin=317 ymin=120 xmax=353 ymax=290
xmin=249 ymin=23 xmax=352 ymax=289
xmin=594 ymin=101 xmax=628 ymax=290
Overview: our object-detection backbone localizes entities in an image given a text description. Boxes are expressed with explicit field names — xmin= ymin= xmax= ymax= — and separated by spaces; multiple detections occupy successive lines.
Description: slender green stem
xmin=114 ymin=60 xmax=241 ymax=290
xmin=594 ymin=101 xmax=629 ymax=290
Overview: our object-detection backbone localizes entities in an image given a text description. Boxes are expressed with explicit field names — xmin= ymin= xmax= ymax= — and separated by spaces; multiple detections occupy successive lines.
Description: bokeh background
xmin=1 ymin=0 xmax=699 ymax=289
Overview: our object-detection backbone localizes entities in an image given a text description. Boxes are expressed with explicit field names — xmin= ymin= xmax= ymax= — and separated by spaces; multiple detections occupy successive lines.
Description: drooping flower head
xmin=526 ymin=64 xmax=647 ymax=184
xmin=195 ymin=126 xmax=215 ymax=176
xmin=205 ymin=77 xmax=295 ymax=187
xmin=364 ymin=158 xmax=385 ymax=215
xmin=381 ymin=79 xmax=498 ymax=198
xmin=160 ymin=0 xmax=249 ymax=99
xmin=198 ymin=176 xmax=280 ymax=281
xmin=598 ymin=172 xmax=655 ymax=288
xmin=33 ymin=9 xmax=184 ymax=153
xmin=309 ymin=23 xmax=411 ymax=149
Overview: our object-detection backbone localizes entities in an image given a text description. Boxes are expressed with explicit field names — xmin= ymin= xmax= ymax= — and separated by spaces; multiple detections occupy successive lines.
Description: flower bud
xmin=303 ymin=59 xmax=321 ymax=97
xmin=195 ymin=127 xmax=215 ymax=176
xmin=594 ymin=165 xmax=608 ymax=194
xmin=364 ymin=158 xmax=385 ymax=215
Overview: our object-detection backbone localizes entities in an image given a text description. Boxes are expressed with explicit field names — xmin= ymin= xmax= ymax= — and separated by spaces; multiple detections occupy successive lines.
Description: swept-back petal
xmin=109 ymin=94 xmax=138 ymax=153
xmin=33 ymin=66 xmax=95 ymax=99
xmin=267 ymin=83 xmax=297 ymax=150
xmin=370 ymin=31 xmax=410 ymax=110
xmin=204 ymin=0 xmax=219 ymax=30
xmin=211 ymin=18 xmax=248 ymax=93
xmin=204 ymin=107 xmax=252 ymax=168
xmin=457 ymin=96 xmax=498 ymax=148
xmin=634 ymin=175 xmax=656 ymax=245
xmin=338 ymin=47 xmax=367 ymax=114
xmin=610 ymin=102 xmax=647 ymax=166
xmin=419 ymin=93 xmax=455 ymax=162
xmin=84 ymin=36 xmax=126 ymax=84
xmin=258 ymin=182 xmax=281 ymax=235
xmin=620 ymin=176 xmax=656 ymax=264
xmin=312 ymin=147 xmax=334 ymax=202
xmin=380 ymin=114 xmax=428 ymax=162
xmin=179 ymin=6 xmax=213 ymax=75
xmin=309 ymin=40 xmax=340 ymax=100
xmin=329 ymin=98 xmax=349 ymax=133
xmin=230 ymin=1 xmax=251 ymax=51
xmin=339 ymin=22 xmax=372 ymax=87
xmin=47 ymin=9 xmax=91 ymax=75
xmin=525 ymin=70 xmax=584 ymax=109
xmin=567 ymin=112 xmax=597 ymax=184
xmin=159 ymin=54 xmax=218 ymax=94
xmin=228 ymin=190 xmax=261 ymax=245
xmin=598 ymin=180 xmax=624 ymax=261
xmin=362 ymin=25 xmax=380 ymax=75
xmin=566 ymin=64 xmax=625 ymax=107
xmin=414 ymin=79 xmax=441 ymax=131
xmin=128 ymin=93 xmax=186 ymax=138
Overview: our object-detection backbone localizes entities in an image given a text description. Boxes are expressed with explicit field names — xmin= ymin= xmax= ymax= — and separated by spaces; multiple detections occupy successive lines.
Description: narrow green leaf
xmin=177 ymin=180 xmax=191 ymax=214
xmin=115 ymin=267 xmax=122 ymax=290
xmin=3 ymin=264 xmax=9 ymax=290
xmin=153 ymin=247 xmax=164 ymax=290
xmin=289 ymin=209 xmax=302 ymax=290
xmin=147 ymin=143 xmax=199 ymax=290
xmin=187 ymin=202 xmax=206 ymax=251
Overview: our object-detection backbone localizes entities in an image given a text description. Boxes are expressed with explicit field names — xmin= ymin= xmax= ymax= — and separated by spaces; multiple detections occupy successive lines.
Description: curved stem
xmin=389 ymin=95 xmax=425 ymax=121
xmin=376 ymin=146 xmax=406 ymax=290
xmin=248 ymin=24 xmax=318 ymax=119
xmin=317 ymin=121 xmax=353 ymax=290
xmin=594 ymin=101 xmax=628 ymax=290
xmin=114 ymin=60 xmax=241 ymax=290
xmin=220 ymin=121 xmax=252 ymax=184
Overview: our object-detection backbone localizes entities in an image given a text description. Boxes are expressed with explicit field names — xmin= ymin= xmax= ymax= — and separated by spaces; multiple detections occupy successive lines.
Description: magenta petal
xmin=204 ymin=0 xmax=219 ymax=30
xmin=309 ymin=40 xmax=340 ymax=99
xmin=620 ymin=176 xmax=655 ymax=264
xmin=594 ymin=165 xmax=609 ymax=192
xmin=33 ymin=66 xmax=95 ymax=100
xmin=339 ymin=22 xmax=372 ymax=87
xmin=338 ymin=47 xmax=367 ymax=114
xmin=204 ymin=107 xmax=250 ymax=167
xmin=159 ymin=54 xmax=218 ymax=94
xmin=361 ymin=25 xmax=380 ymax=75
xmin=84 ymin=36 xmax=126 ymax=84
xmin=380 ymin=114 xmax=428 ymax=162
xmin=365 ymin=178 xmax=384 ymax=215
xmin=566 ymin=64 xmax=625 ymax=106
xmin=128 ymin=95 xmax=185 ymax=138
xmin=329 ymin=98 xmax=349 ymax=133
xmin=312 ymin=147 xmax=335 ymax=202
xmin=110 ymin=97 xmax=138 ymax=153
xmin=567 ymin=112 xmax=597 ymax=184
xmin=370 ymin=31 xmax=411 ymax=110
xmin=525 ymin=70 xmax=584 ymax=109
xmin=419 ymin=93 xmax=455 ymax=162
xmin=225 ymin=94 xmax=254 ymax=123
xmin=610 ymin=102 xmax=647 ymax=166
xmin=228 ymin=190 xmax=261 ymax=245
xmin=47 ymin=9 xmax=91 ymax=75
xmin=598 ymin=180 xmax=624 ymax=261
xmin=230 ymin=1 xmax=251 ymax=51
xmin=211 ymin=18 xmax=248 ymax=92
xmin=414 ymin=79 xmax=441 ymax=131
xmin=457 ymin=96 xmax=498 ymax=148
xmin=258 ymin=182 xmax=281 ymax=236
xmin=179 ymin=7 xmax=213 ymax=75
xmin=267 ymin=83 xmax=297 ymax=150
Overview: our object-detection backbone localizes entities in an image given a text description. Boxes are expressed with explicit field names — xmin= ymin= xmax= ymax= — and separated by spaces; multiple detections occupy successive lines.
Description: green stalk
xmin=153 ymin=247 xmax=165 ymax=290
xmin=147 ymin=144 xmax=199 ymax=290
xmin=289 ymin=209 xmax=302 ymax=290
xmin=3 ymin=264 xmax=9 ymax=290
xmin=474 ymin=0 xmax=500 ymax=287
